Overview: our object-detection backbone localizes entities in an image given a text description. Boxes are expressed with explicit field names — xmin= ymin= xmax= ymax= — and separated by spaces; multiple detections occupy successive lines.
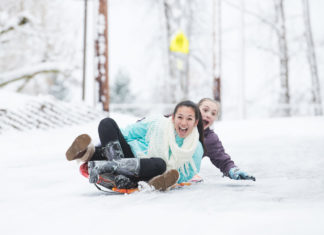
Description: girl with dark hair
xmin=66 ymin=100 xmax=204 ymax=191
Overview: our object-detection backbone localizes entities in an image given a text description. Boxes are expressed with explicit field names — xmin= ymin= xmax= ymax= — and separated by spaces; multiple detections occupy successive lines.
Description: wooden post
xmin=95 ymin=0 xmax=109 ymax=111
xmin=82 ymin=0 xmax=88 ymax=101
xmin=213 ymin=0 xmax=222 ymax=103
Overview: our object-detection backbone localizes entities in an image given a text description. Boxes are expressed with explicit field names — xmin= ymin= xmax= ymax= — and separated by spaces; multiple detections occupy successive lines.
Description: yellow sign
xmin=170 ymin=30 xmax=189 ymax=54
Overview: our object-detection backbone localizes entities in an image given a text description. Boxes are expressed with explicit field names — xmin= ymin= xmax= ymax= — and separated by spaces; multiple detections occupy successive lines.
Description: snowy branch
xmin=0 ymin=63 xmax=66 ymax=88
xmin=223 ymin=0 xmax=280 ymax=36
xmin=0 ymin=12 xmax=33 ymax=36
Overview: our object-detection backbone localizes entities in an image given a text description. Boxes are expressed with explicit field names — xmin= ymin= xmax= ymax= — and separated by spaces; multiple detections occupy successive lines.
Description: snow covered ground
xmin=1 ymin=114 xmax=324 ymax=235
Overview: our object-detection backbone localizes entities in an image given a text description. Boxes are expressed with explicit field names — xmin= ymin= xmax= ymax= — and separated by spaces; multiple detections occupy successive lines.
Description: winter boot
xmin=114 ymin=175 xmax=138 ymax=189
xmin=102 ymin=140 xmax=124 ymax=161
xmin=66 ymin=134 xmax=95 ymax=162
xmin=88 ymin=158 xmax=140 ymax=184
xmin=95 ymin=173 xmax=137 ymax=189
xmin=148 ymin=169 xmax=179 ymax=191
xmin=97 ymin=173 xmax=116 ymax=189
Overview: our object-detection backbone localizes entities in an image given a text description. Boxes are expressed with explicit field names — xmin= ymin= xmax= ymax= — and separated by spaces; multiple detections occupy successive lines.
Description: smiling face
xmin=199 ymin=100 xmax=219 ymax=130
xmin=172 ymin=106 xmax=198 ymax=138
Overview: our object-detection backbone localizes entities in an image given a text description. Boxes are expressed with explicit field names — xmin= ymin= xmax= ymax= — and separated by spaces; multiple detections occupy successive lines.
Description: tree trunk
xmin=274 ymin=0 xmax=290 ymax=116
xmin=302 ymin=0 xmax=323 ymax=115
xmin=163 ymin=0 xmax=191 ymax=103
xmin=239 ymin=0 xmax=246 ymax=119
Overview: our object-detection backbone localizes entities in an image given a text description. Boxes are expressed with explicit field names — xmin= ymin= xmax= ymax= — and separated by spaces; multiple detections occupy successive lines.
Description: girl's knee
xmin=139 ymin=158 xmax=167 ymax=180
xmin=153 ymin=158 xmax=166 ymax=175
xmin=98 ymin=117 xmax=116 ymax=130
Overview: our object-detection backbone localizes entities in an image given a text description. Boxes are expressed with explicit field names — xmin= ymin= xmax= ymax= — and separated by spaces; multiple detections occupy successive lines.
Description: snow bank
xmin=0 ymin=109 xmax=323 ymax=235
xmin=0 ymin=91 xmax=107 ymax=134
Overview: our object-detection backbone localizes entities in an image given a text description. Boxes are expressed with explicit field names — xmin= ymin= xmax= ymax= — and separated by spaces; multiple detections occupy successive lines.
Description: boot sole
xmin=148 ymin=169 xmax=179 ymax=191
xmin=66 ymin=134 xmax=91 ymax=161
xmin=163 ymin=169 xmax=179 ymax=189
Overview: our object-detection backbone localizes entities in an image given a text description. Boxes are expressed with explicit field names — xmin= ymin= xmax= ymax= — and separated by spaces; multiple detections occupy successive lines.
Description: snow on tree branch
xmin=0 ymin=62 xmax=66 ymax=88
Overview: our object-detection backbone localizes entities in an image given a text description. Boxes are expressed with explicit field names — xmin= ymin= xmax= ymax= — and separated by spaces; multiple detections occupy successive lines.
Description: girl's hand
xmin=228 ymin=167 xmax=256 ymax=181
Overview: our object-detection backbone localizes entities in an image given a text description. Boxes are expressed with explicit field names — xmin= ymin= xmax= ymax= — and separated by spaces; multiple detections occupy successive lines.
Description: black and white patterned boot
xmin=88 ymin=158 xmax=140 ymax=184
xmin=102 ymin=140 xmax=124 ymax=161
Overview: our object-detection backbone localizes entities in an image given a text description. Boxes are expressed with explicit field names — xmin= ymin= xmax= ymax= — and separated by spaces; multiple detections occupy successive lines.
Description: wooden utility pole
xmin=95 ymin=0 xmax=109 ymax=111
xmin=82 ymin=0 xmax=88 ymax=101
xmin=213 ymin=0 xmax=222 ymax=103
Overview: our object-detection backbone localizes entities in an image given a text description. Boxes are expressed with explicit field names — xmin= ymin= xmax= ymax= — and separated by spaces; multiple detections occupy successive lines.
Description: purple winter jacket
xmin=203 ymin=127 xmax=236 ymax=176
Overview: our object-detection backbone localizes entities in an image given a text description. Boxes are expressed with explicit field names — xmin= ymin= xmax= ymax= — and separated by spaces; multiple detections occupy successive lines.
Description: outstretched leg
xmin=97 ymin=117 xmax=135 ymax=159
xmin=65 ymin=117 xmax=135 ymax=162
xmin=88 ymin=157 xmax=167 ymax=185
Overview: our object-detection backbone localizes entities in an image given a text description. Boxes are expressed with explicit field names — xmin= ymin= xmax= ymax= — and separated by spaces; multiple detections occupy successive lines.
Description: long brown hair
xmin=173 ymin=100 xmax=206 ymax=152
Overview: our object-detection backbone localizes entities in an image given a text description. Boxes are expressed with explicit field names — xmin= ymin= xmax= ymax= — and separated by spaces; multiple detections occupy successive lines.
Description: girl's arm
xmin=121 ymin=120 xmax=149 ymax=142
xmin=204 ymin=131 xmax=236 ymax=176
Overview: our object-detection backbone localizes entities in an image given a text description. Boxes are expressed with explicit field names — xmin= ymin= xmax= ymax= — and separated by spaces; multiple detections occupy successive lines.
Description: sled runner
xmin=80 ymin=162 xmax=203 ymax=194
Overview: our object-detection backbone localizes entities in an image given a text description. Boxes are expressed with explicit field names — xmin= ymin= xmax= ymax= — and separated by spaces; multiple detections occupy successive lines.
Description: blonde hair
xmin=198 ymin=98 xmax=221 ymax=116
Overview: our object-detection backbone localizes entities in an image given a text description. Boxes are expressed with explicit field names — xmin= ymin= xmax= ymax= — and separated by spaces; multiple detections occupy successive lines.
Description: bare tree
xmin=239 ymin=0 xmax=246 ymax=119
xmin=302 ymin=0 xmax=322 ymax=115
xmin=0 ymin=0 xmax=82 ymax=99
xmin=224 ymin=0 xmax=291 ymax=116
xmin=163 ymin=0 xmax=191 ymax=103
xmin=274 ymin=0 xmax=290 ymax=116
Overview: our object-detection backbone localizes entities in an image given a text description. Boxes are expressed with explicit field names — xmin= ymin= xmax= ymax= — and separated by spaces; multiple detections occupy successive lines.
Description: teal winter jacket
xmin=121 ymin=118 xmax=203 ymax=183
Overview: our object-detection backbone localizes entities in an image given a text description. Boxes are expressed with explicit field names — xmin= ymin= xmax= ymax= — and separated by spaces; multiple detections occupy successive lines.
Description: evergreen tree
xmin=110 ymin=70 xmax=133 ymax=104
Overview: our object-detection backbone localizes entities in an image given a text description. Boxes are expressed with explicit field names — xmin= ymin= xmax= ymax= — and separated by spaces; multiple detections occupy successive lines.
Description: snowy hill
xmin=0 ymin=94 xmax=323 ymax=235
xmin=0 ymin=91 xmax=107 ymax=134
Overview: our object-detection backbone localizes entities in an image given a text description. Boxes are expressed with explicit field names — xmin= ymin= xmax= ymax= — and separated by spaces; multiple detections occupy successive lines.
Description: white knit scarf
xmin=145 ymin=116 xmax=199 ymax=176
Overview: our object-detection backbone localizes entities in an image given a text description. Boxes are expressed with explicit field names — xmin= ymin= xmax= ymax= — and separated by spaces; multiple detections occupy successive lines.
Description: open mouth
xmin=203 ymin=120 xmax=209 ymax=128
xmin=178 ymin=127 xmax=188 ymax=136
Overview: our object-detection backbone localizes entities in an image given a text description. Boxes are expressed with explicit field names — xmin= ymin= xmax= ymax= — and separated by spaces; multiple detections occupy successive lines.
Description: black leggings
xmin=91 ymin=117 xmax=166 ymax=181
